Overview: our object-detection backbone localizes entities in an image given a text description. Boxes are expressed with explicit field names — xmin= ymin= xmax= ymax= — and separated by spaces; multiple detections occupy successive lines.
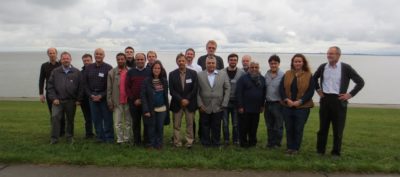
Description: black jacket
xmin=169 ymin=68 xmax=198 ymax=112
xmin=197 ymin=54 xmax=224 ymax=70
xmin=141 ymin=77 xmax=170 ymax=115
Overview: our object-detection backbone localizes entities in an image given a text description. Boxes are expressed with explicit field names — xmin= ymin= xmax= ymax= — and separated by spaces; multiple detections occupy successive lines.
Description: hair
xmin=81 ymin=53 xmax=92 ymax=59
xmin=147 ymin=50 xmax=157 ymax=58
xmin=176 ymin=53 xmax=185 ymax=62
xmin=151 ymin=60 xmax=167 ymax=79
xmin=249 ymin=61 xmax=260 ymax=67
xmin=116 ymin=52 xmax=126 ymax=59
xmin=206 ymin=40 xmax=217 ymax=47
xmin=125 ymin=46 xmax=134 ymax=52
xmin=47 ymin=48 xmax=57 ymax=54
xmin=206 ymin=55 xmax=216 ymax=61
xmin=268 ymin=54 xmax=280 ymax=63
xmin=60 ymin=51 xmax=71 ymax=58
xmin=135 ymin=53 xmax=146 ymax=60
xmin=227 ymin=53 xmax=239 ymax=62
xmin=330 ymin=46 xmax=341 ymax=55
xmin=290 ymin=53 xmax=311 ymax=72
xmin=185 ymin=48 xmax=195 ymax=55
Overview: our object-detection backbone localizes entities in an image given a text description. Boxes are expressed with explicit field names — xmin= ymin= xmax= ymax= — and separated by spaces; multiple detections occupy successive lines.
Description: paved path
xmin=0 ymin=164 xmax=398 ymax=177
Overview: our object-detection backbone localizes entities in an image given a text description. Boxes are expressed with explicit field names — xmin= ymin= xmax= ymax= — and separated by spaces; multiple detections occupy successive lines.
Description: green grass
xmin=0 ymin=100 xmax=399 ymax=173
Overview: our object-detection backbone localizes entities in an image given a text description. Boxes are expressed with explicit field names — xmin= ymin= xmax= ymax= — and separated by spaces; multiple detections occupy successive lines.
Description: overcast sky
xmin=0 ymin=0 xmax=399 ymax=54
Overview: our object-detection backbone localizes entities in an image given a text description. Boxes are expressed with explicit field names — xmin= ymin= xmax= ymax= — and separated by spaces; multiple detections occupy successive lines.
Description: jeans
xmin=51 ymin=100 xmax=76 ymax=141
xmin=89 ymin=99 xmax=114 ymax=142
xmin=144 ymin=111 xmax=166 ymax=148
xmin=282 ymin=107 xmax=310 ymax=151
xmin=264 ymin=102 xmax=284 ymax=147
xmin=223 ymin=102 xmax=239 ymax=144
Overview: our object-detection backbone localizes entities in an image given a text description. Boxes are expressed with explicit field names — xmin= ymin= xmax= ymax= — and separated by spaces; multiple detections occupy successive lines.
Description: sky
xmin=0 ymin=0 xmax=399 ymax=55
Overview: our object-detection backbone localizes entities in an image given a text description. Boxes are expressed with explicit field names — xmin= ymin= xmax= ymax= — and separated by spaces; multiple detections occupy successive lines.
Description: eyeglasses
xmin=208 ymin=47 xmax=216 ymax=50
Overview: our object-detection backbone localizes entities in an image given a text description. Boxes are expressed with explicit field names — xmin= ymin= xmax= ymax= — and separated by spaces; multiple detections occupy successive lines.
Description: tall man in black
xmin=80 ymin=53 xmax=95 ymax=138
xmin=39 ymin=47 xmax=65 ymax=136
xmin=314 ymin=46 xmax=365 ymax=156
xmin=197 ymin=40 xmax=224 ymax=70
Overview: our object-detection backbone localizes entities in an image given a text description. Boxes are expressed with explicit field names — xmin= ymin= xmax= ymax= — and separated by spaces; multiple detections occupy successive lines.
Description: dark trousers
xmin=317 ymin=94 xmax=348 ymax=155
xmin=282 ymin=107 xmax=310 ymax=151
xmin=51 ymin=100 xmax=76 ymax=140
xmin=264 ymin=102 xmax=284 ymax=147
xmin=239 ymin=112 xmax=260 ymax=147
xmin=129 ymin=102 xmax=148 ymax=145
xmin=80 ymin=96 xmax=94 ymax=137
xmin=144 ymin=111 xmax=166 ymax=148
xmin=89 ymin=99 xmax=114 ymax=142
xmin=223 ymin=102 xmax=239 ymax=144
xmin=46 ymin=93 xmax=65 ymax=136
xmin=200 ymin=111 xmax=223 ymax=147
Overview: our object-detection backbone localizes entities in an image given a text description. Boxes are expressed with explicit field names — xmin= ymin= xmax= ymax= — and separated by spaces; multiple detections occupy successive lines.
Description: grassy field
xmin=0 ymin=101 xmax=399 ymax=173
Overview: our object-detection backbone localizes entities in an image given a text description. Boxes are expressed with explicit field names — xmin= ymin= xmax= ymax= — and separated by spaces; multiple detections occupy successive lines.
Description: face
xmin=293 ymin=57 xmax=304 ymax=71
xmin=135 ymin=54 xmax=146 ymax=68
xmin=327 ymin=47 xmax=340 ymax=64
xmin=269 ymin=60 xmax=280 ymax=72
xmin=125 ymin=49 xmax=134 ymax=60
xmin=206 ymin=43 xmax=217 ymax=55
xmin=242 ymin=56 xmax=251 ymax=69
xmin=228 ymin=56 xmax=238 ymax=68
xmin=248 ymin=63 xmax=260 ymax=75
xmin=47 ymin=48 xmax=57 ymax=61
xmin=185 ymin=50 xmax=195 ymax=63
xmin=82 ymin=56 xmax=93 ymax=66
xmin=94 ymin=49 xmax=105 ymax=63
xmin=147 ymin=53 xmax=157 ymax=64
xmin=177 ymin=56 xmax=187 ymax=69
xmin=206 ymin=59 xmax=216 ymax=72
xmin=116 ymin=55 xmax=126 ymax=68
xmin=60 ymin=54 xmax=71 ymax=67
xmin=152 ymin=63 xmax=161 ymax=77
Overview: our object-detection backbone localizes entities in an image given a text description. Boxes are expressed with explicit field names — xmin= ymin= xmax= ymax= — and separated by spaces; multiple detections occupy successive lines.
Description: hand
xmin=91 ymin=95 xmax=100 ymax=102
xmin=134 ymin=99 xmax=141 ymax=106
xmin=238 ymin=107 xmax=244 ymax=114
xmin=181 ymin=99 xmax=189 ymax=107
xmin=108 ymin=104 xmax=114 ymax=111
xmin=199 ymin=105 xmax=206 ymax=113
xmin=285 ymin=99 xmax=294 ymax=107
xmin=339 ymin=93 xmax=352 ymax=101
xmin=53 ymin=99 xmax=60 ymax=105
xmin=317 ymin=89 xmax=324 ymax=98
xmin=144 ymin=112 xmax=151 ymax=117
xmin=292 ymin=100 xmax=301 ymax=107
xmin=40 ymin=95 xmax=45 ymax=103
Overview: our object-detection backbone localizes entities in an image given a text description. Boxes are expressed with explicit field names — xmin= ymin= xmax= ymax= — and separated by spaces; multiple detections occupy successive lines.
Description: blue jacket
xmin=236 ymin=73 xmax=266 ymax=113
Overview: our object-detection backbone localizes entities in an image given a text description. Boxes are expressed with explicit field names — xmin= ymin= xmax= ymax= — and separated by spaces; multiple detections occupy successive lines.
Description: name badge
xmin=186 ymin=79 xmax=192 ymax=83
xmin=98 ymin=73 xmax=104 ymax=77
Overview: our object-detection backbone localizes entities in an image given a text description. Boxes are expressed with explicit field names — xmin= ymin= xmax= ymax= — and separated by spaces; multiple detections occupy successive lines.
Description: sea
xmin=0 ymin=51 xmax=398 ymax=104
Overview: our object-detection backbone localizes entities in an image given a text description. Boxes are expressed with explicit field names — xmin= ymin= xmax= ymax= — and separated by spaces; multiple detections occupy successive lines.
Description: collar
xmin=207 ymin=70 xmax=218 ymax=75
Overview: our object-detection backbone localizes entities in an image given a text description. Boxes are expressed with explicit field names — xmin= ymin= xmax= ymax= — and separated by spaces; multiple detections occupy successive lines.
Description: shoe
xmin=50 ymin=139 xmax=58 ymax=145
xmin=66 ymin=138 xmax=74 ymax=144
xmin=285 ymin=149 xmax=298 ymax=156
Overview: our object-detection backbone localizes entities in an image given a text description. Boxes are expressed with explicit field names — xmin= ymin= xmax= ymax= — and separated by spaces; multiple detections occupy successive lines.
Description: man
xmin=80 ymin=53 xmax=95 ymax=138
xmin=169 ymin=53 xmax=198 ymax=148
xmin=314 ymin=46 xmax=365 ymax=156
xmin=47 ymin=51 xmax=82 ymax=144
xmin=126 ymin=53 xmax=151 ymax=146
xmin=197 ymin=40 xmax=224 ymax=70
xmin=222 ymin=53 xmax=245 ymax=145
xmin=39 ymin=47 xmax=65 ymax=136
xmin=236 ymin=62 xmax=266 ymax=148
xmin=146 ymin=50 xmax=157 ymax=68
xmin=83 ymin=48 xmax=114 ymax=143
xmin=125 ymin=46 xmax=135 ymax=68
xmin=107 ymin=53 xmax=132 ymax=144
xmin=241 ymin=55 xmax=252 ymax=72
xmin=185 ymin=48 xmax=202 ymax=73
xmin=264 ymin=55 xmax=285 ymax=148
xmin=197 ymin=55 xmax=230 ymax=147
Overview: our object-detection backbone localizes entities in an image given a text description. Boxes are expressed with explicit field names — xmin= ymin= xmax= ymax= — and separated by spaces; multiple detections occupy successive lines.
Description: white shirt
xmin=186 ymin=63 xmax=202 ymax=73
xmin=322 ymin=61 xmax=341 ymax=94
xmin=207 ymin=70 xmax=218 ymax=88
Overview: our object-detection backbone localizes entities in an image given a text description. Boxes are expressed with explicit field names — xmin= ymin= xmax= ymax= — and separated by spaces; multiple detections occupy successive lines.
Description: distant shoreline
xmin=1 ymin=97 xmax=399 ymax=109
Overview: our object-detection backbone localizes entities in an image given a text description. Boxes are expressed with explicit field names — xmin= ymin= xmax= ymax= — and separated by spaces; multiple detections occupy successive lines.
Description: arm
xmin=140 ymin=79 xmax=150 ymax=114
xmin=168 ymin=72 xmax=183 ymax=102
xmin=186 ymin=71 xmax=198 ymax=100
xmin=106 ymin=70 xmax=114 ymax=109
xmin=46 ymin=70 xmax=57 ymax=103
xmin=221 ymin=73 xmax=231 ymax=108
xmin=300 ymin=75 xmax=316 ymax=103
xmin=348 ymin=65 xmax=365 ymax=97
xmin=279 ymin=75 xmax=288 ymax=101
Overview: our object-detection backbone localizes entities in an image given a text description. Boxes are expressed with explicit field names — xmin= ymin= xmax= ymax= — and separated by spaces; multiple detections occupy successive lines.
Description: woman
xmin=279 ymin=53 xmax=315 ymax=155
xmin=141 ymin=60 xmax=169 ymax=149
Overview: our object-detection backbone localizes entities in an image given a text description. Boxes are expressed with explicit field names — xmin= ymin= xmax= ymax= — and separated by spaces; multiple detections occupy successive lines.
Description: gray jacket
xmin=47 ymin=65 xmax=82 ymax=101
xmin=107 ymin=67 xmax=128 ymax=107
xmin=225 ymin=67 xmax=245 ymax=101
xmin=197 ymin=70 xmax=231 ymax=113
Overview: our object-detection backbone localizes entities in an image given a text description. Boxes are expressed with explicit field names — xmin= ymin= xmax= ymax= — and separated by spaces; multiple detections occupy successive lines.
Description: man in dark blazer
xmin=314 ymin=46 xmax=365 ymax=157
xmin=197 ymin=55 xmax=230 ymax=147
xmin=169 ymin=53 xmax=198 ymax=148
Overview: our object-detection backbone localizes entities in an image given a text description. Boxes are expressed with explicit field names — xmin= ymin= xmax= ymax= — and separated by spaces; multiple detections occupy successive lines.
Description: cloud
xmin=0 ymin=0 xmax=399 ymax=54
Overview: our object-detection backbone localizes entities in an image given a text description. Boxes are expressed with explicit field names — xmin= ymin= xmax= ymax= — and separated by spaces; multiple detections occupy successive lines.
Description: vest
xmin=283 ymin=70 xmax=314 ymax=109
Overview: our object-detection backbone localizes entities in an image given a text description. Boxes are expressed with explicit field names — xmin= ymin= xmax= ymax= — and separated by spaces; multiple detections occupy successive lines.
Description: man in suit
xmin=314 ymin=46 xmax=365 ymax=157
xmin=197 ymin=40 xmax=224 ymax=70
xmin=197 ymin=55 xmax=230 ymax=147
xmin=169 ymin=53 xmax=198 ymax=148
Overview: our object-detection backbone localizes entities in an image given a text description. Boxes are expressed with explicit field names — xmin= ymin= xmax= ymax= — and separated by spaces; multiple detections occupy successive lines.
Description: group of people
xmin=39 ymin=40 xmax=365 ymax=156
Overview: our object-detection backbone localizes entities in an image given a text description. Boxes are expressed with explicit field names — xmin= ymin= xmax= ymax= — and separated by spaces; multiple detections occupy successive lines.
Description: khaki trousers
xmin=173 ymin=108 xmax=194 ymax=147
